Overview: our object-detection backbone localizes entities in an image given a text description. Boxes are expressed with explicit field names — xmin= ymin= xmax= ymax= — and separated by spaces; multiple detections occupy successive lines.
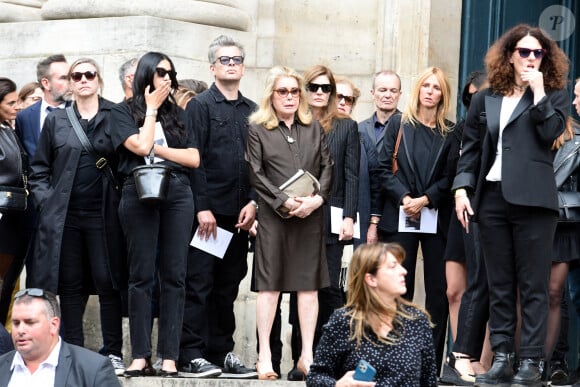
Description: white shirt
xmin=485 ymin=95 xmax=522 ymax=182
xmin=8 ymin=338 xmax=61 ymax=387
xmin=39 ymin=99 xmax=66 ymax=133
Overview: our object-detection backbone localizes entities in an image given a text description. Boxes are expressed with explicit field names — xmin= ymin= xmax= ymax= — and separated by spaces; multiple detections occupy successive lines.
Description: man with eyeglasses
xmin=179 ymin=34 xmax=258 ymax=379
xmin=0 ymin=288 xmax=120 ymax=386
xmin=358 ymin=70 xmax=403 ymax=244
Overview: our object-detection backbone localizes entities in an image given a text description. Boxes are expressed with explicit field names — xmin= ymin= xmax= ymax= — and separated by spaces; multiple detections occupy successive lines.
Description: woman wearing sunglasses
xmin=28 ymin=58 xmax=126 ymax=374
xmin=110 ymin=51 xmax=199 ymax=378
xmin=246 ymin=66 xmax=333 ymax=380
xmin=453 ymin=24 xmax=569 ymax=386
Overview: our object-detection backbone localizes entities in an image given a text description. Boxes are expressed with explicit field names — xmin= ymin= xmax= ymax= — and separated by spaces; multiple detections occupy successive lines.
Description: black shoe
xmin=512 ymin=358 xmax=542 ymax=387
xmin=219 ymin=352 xmax=258 ymax=379
xmin=440 ymin=353 xmax=475 ymax=386
xmin=159 ymin=369 xmax=179 ymax=378
xmin=179 ymin=358 xmax=222 ymax=378
xmin=474 ymin=352 xmax=513 ymax=386
xmin=550 ymin=359 xmax=569 ymax=385
xmin=288 ymin=365 xmax=305 ymax=381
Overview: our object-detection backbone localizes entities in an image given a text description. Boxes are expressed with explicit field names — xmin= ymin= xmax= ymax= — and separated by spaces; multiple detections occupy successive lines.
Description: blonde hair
xmin=249 ymin=66 xmax=312 ymax=129
xmin=345 ymin=243 xmax=430 ymax=347
xmin=403 ymin=67 xmax=453 ymax=134
xmin=69 ymin=57 xmax=104 ymax=92
xmin=173 ymin=87 xmax=196 ymax=109
xmin=335 ymin=75 xmax=361 ymax=110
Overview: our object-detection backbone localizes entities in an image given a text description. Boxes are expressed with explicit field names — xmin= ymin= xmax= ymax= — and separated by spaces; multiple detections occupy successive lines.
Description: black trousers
xmin=180 ymin=214 xmax=249 ymax=366
xmin=58 ymin=209 xmax=122 ymax=357
xmin=478 ymin=185 xmax=556 ymax=358
xmin=381 ymin=229 xmax=449 ymax=373
xmin=453 ymin=222 xmax=489 ymax=359
xmin=120 ymin=174 xmax=194 ymax=360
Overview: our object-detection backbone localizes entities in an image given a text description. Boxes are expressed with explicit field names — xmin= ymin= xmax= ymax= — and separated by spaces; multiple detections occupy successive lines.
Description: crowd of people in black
xmin=0 ymin=23 xmax=579 ymax=387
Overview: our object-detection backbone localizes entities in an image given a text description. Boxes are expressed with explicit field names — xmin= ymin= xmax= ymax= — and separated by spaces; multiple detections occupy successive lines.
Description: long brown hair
xmin=485 ymin=24 xmax=569 ymax=95
xmin=345 ymin=243 xmax=430 ymax=347
xmin=303 ymin=65 xmax=348 ymax=132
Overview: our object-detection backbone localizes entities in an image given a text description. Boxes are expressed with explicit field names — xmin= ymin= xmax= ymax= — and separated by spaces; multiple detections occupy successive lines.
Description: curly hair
xmin=485 ymin=24 xmax=569 ymax=95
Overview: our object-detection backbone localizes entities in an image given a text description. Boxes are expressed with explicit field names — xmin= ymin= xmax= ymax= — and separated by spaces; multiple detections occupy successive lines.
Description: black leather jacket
xmin=554 ymin=126 xmax=580 ymax=192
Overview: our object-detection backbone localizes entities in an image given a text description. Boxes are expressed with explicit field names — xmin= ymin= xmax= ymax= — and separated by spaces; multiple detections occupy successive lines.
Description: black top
xmin=186 ymin=83 xmax=257 ymax=216
xmin=110 ymin=101 xmax=196 ymax=178
xmin=69 ymin=111 xmax=101 ymax=210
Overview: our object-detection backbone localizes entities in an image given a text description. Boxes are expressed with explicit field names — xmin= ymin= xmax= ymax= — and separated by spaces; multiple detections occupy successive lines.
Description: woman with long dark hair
xmin=453 ymin=24 xmax=569 ymax=385
xmin=111 ymin=52 xmax=199 ymax=377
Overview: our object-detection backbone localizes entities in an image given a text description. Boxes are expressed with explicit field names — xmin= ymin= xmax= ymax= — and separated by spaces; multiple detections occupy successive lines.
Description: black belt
xmin=484 ymin=181 xmax=502 ymax=192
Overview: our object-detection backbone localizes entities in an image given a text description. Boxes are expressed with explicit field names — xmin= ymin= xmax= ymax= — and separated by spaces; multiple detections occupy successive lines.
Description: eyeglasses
xmin=337 ymin=94 xmax=355 ymax=105
xmin=70 ymin=71 xmax=97 ymax=82
xmin=306 ymin=83 xmax=333 ymax=93
xmin=155 ymin=68 xmax=176 ymax=78
xmin=215 ymin=56 xmax=244 ymax=65
xmin=15 ymin=288 xmax=47 ymax=299
xmin=514 ymin=47 xmax=546 ymax=59
xmin=274 ymin=88 xmax=300 ymax=98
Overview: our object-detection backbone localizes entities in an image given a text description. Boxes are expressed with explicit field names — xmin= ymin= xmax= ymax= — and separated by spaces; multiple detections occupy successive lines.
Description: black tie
xmin=46 ymin=106 xmax=57 ymax=113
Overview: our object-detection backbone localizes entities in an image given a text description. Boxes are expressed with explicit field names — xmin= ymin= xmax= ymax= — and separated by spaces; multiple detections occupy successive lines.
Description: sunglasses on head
xmin=70 ymin=71 xmax=97 ymax=82
xmin=306 ymin=83 xmax=333 ymax=93
xmin=155 ymin=68 xmax=175 ymax=78
xmin=337 ymin=94 xmax=355 ymax=105
xmin=274 ymin=88 xmax=300 ymax=98
xmin=215 ymin=56 xmax=244 ymax=65
xmin=514 ymin=47 xmax=546 ymax=59
xmin=15 ymin=288 xmax=47 ymax=299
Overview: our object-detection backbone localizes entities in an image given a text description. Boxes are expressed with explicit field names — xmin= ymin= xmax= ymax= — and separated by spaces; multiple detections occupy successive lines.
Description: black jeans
xmin=58 ymin=209 xmax=122 ymax=356
xmin=453 ymin=222 xmax=489 ymax=359
xmin=478 ymin=186 xmax=556 ymax=358
xmin=180 ymin=214 xmax=249 ymax=366
xmin=120 ymin=173 xmax=194 ymax=360
xmin=382 ymin=230 xmax=448 ymax=373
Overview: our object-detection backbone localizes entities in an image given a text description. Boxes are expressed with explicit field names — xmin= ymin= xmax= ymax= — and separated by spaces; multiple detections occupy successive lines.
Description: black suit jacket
xmin=453 ymin=87 xmax=569 ymax=218
xmin=323 ymin=117 xmax=360 ymax=243
xmin=377 ymin=114 xmax=457 ymax=233
xmin=0 ymin=341 xmax=121 ymax=386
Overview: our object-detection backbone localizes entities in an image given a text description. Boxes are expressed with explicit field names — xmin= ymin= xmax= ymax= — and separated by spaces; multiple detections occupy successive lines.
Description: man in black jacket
xmin=178 ymin=35 xmax=258 ymax=379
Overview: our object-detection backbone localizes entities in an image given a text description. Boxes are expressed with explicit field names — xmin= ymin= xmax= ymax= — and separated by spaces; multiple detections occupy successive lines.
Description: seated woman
xmin=306 ymin=243 xmax=437 ymax=386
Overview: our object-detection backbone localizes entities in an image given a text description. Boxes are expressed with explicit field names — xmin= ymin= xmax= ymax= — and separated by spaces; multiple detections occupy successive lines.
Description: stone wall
xmin=2 ymin=0 xmax=457 ymax=373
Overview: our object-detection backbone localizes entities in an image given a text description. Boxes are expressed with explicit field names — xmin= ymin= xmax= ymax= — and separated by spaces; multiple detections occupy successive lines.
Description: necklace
xmin=279 ymin=124 xmax=296 ymax=144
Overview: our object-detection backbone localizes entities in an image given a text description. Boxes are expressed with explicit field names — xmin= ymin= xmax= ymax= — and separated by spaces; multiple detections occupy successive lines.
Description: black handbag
xmin=132 ymin=148 xmax=171 ymax=204
xmin=558 ymin=191 xmax=580 ymax=222
xmin=0 ymin=123 xmax=28 ymax=212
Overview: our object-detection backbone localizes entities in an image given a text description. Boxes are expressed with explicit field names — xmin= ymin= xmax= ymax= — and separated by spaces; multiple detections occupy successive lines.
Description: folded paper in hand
xmin=279 ymin=169 xmax=320 ymax=197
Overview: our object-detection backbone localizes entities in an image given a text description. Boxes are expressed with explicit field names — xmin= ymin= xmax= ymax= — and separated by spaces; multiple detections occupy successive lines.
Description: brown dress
xmin=246 ymin=119 xmax=333 ymax=291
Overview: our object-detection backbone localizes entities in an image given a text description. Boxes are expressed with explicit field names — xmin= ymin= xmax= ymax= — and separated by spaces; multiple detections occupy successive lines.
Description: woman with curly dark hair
xmin=111 ymin=51 xmax=200 ymax=377
xmin=453 ymin=24 xmax=569 ymax=386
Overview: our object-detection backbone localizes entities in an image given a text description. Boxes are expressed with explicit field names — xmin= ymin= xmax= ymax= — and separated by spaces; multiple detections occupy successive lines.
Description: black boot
xmin=474 ymin=351 xmax=513 ymax=386
xmin=511 ymin=358 xmax=542 ymax=387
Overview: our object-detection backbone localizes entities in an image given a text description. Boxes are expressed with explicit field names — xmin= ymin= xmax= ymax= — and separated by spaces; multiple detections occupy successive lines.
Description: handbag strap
xmin=393 ymin=124 xmax=403 ymax=160
xmin=66 ymin=106 xmax=119 ymax=190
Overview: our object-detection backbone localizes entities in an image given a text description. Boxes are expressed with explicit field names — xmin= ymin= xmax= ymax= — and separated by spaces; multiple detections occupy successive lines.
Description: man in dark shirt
xmin=179 ymin=35 xmax=258 ymax=379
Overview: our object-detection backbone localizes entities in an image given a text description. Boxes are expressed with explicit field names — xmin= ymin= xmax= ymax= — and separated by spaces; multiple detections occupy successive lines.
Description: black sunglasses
xmin=215 ymin=56 xmax=244 ymax=65
xmin=514 ymin=47 xmax=546 ymax=59
xmin=274 ymin=88 xmax=300 ymax=98
xmin=306 ymin=83 xmax=333 ymax=93
xmin=70 ymin=71 xmax=97 ymax=82
xmin=337 ymin=94 xmax=355 ymax=105
xmin=15 ymin=288 xmax=47 ymax=299
xmin=155 ymin=67 xmax=176 ymax=78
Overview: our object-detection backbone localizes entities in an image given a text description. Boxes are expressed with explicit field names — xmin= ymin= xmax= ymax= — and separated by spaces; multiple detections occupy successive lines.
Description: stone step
xmin=119 ymin=377 xmax=304 ymax=386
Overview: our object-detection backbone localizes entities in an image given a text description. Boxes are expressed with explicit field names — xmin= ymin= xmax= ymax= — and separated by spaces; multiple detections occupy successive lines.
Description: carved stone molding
xmin=40 ymin=0 xmax=250 ymax=31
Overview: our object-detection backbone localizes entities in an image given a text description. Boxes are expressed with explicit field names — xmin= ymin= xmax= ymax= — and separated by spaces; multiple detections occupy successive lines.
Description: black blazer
xmin=453 ymin=87 xmax=569 ymax=217
xmin=323 ymin=117 xmax=360 ymax=243
xmin=377 ymin=114 xmax=457 ymax=233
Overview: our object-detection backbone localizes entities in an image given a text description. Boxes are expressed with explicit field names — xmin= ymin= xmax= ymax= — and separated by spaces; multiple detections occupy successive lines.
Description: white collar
xmin=10 ymin=337 xmax=61 ymax=372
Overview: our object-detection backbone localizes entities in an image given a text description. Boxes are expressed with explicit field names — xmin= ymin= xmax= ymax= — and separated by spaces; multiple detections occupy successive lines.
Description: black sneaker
xmin=179 ymin=358 xmax=222 ymax=378
xmin=219 ymin=352 xmax=258 ymax=379
xmin=551 ymin=359 xmax=569 ymax=385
